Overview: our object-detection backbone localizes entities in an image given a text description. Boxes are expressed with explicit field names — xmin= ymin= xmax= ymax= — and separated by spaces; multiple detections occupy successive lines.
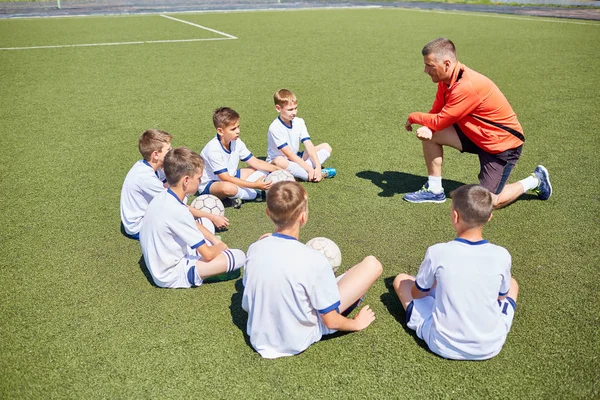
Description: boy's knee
xmin=273 ymin=157 xmax=288 ymax=168
xmin=222 ymin=183 xmax=239 ymax=197
xmin=363 ymin=255 xmax=383 ymax=277
xmin=321 ymin=143 xmax=332 ymax=154
xmin=393 ymin=273 xmax=413 ymax=291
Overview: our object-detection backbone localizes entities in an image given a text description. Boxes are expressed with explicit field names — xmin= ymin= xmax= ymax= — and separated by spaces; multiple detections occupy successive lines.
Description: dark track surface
xmin=0 ymin=0 xmax=599 ymax=21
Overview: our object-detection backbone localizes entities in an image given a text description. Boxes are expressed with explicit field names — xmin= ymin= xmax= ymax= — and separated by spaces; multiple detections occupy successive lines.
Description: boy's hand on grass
xmin=312 ymin=166 xmax=323 ymax=182
xmin=210 ymin=214 xmax=229 ymax=230
xmin=352 ymin=305 xmax=375 ymax=330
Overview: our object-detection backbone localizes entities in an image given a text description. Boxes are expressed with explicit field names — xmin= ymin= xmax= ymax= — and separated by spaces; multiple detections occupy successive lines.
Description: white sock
xmin=519 ymin=175 xmax=539 ymax=192
xmin=223 ymin=248 xmax=246 ymax=273
xmin=306 ymin=149 xmax=331 ymax=168
xmin=196 ymin=217 xmax=216 ymax=235
xmin=231 ymin=187 xmax=257 ymax=201
xmin=287 ymin=162 xmax=309 ymax=181
xmin=246 ymin=170 xmax=268 ymax=183
xmin=427 ymin=176 xmax=443 ymax=193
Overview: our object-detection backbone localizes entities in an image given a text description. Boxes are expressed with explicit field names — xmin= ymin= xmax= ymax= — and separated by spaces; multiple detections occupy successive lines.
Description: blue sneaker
xmin=404 ymin=184 xmax=446 ymax=203
xmin=321 ymin=168 xmax=337 ymax=179
xmin=533 ymin=165 xmax=552 ymax=200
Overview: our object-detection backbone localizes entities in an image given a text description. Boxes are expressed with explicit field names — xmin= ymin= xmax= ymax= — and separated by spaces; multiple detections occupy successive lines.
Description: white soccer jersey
xmin=200 ymin=134 xmax=253 ymax=184
xmin=242 ymin=233 xmax=340 ymax=359
xmin=139 ymin=189 xmax=206 ymax=288
xmin=266 ymin=117 xmax=310 ymax=162
xmin=414 ymin=238 xmax=512 ymax=360
xmin=120 ymin=160 xmax=167 ymax=236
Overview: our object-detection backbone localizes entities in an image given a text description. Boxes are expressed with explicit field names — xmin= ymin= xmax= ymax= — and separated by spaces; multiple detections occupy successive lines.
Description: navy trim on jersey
xmin=216 ymin=133 xmax=232 ymax=154
xmin=415 ymin=281 xmax=431 ymax=292
xmin=507 ymin=297 xmax=517 ymax=311
xmin=214 ymin=168 xmax=228 ymax=175
xmin=241 ymin=153 xmax=253 ymax=162
xmin=277 ymin=143 xmax=288 ymax=150
xmin=454 ymin=238 xmax=489 ymax=245
xmin=278 ymin=116 xmax=293 ymax=129
xmin=272 ymin=232 xmax=298 ymax=241
xmin=142 ymin=159 xmax=160 ymax=179
xmin=235 ymin=169 xmax=241 ymax=178
xmin=406 ymin=301 xmax=415 ymax=324
xmin=499 ymin=290 xmax=509 ymax=296
xmin=301 ymin=137 xmax=310 ymax=143
xmin=167 ymin=188 xmax=183 ymax=204
xmin=191 ymin=240 xmax=206 ymax=249
xmin=318 ymin=300 xmax=341 ymax=315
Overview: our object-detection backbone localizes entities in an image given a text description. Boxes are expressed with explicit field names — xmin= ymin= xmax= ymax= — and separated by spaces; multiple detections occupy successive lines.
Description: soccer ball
xmin=306 ymin=237 xmax=342 ymax=272
xmin=264 ymin=169 xmax=295 ymax=185
xmin=190 ymin=194 xmax=225 ymax=217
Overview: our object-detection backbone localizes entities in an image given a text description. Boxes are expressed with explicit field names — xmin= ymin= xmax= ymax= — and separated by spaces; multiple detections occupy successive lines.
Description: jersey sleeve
xmin=309 ymin=259 xmax=341 ymax=314
xmin=415 ymin=247 xmax=437 ymax=292
xmin=298 ymin=118 xmax=311 ymax=143
xmin=141 ymin=173 xmax=167 ymax=198
xmin=409 ymin=81 xmax=481 ymax=132
xmin=498 ymin=251 xmax=512 ymax=296
xmin=204 ymin=146 xmax=229 ymax=176
xmin=269 ymin=124 xmax=290 ymax=150
xmin=237 ymin=139 xmax=253 ymax=162
xmin=169 ymin=205 xmax=206 ymax=250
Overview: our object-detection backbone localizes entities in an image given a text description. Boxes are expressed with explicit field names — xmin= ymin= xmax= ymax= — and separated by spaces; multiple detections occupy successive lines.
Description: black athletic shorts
xmin=454 ymin=123 xmax=523 ymax=195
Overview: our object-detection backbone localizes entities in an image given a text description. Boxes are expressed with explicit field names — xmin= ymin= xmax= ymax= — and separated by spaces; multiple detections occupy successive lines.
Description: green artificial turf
xmin=1 ymin=8 xmax=599 ymax=399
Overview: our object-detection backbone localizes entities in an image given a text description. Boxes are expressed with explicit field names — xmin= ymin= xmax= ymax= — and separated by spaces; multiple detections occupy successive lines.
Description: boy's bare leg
xmin=195 ymin=249 xmax=244 ymax=279
xmin=393 ymin=274 xmax=416 ymax=310
xmin=209 ymin=181 xmax=240 ymax=199
xmin=337 ymin=256 xmax=382 ymax=312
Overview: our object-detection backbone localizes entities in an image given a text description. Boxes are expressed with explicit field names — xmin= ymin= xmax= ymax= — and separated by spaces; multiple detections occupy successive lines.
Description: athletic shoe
xmin=321 ymin=168 xmax=337 ymax=179
xmin=532 ymin=165 xmax=552 ymax=200
xmin=403 ymin=184 xmax=446 ymax=203
xmin=232 ymin=198 xmax=243 ymax=209
xmin=255 ymin=190 xmax=267 ymax=202
xmin=203 ymin=269 xmax=241 ymax=284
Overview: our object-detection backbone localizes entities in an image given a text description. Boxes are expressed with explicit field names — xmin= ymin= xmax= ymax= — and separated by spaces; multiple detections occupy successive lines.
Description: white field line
xmin=159 ymin=14 xmax=237 ymax=39
xmin=0 ymin=37 xmax=233 ymax=51
xmin=394 ymin=7 xmax=600 ymax=26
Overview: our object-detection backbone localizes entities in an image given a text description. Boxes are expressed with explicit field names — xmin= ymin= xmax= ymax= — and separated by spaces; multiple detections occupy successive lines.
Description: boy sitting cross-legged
xmin=242 ymin=181 xmax=382 ymax=359
xmin=140 ymin=147 xmax=245 ymax=288
xmin=199 ymin=107 xmax=281 ymax=209
xmin=120 ymin=129 xmax=229 ymax=240
xmin=267 ymin=89 xmax=336 ymax=182
xmin=393 ymin=184 xmax=519 ymax=360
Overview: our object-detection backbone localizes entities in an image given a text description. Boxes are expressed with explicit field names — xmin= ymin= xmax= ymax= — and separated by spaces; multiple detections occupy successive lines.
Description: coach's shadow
xmin=230 ymin=279 xmax=253 ymax=349
xmin=356 ymin=171 xmax=464 ymax=198
xmin=380 ymin=276 xmax=431 ymax=352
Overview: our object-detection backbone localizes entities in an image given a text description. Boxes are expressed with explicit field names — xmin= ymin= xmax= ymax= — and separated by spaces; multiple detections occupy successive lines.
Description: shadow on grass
xmin=230 ymin=279 xmax=253 ymax=350
xmin=137 ymin=256 xmax=160 ymax=288
xmin=380 ymin=276 xmax=430 ymax=353
xmin=356 ymin=170 xmax=465 ymax=197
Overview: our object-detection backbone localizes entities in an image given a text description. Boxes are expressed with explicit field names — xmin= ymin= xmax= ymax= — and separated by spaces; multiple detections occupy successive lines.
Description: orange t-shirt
xmin=408 ymin=63 xmax=524 ymax=154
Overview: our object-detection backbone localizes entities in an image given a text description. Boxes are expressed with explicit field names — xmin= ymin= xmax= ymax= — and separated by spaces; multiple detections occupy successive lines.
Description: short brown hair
xmin=267 ymin=181 xmax=307 ymax=228
xmin=450 ymin=184 xmax=493 ymax=227
xmin=274 ymin=89 xmax=297 ymax=107
xmin=213 ymin=107 xmax=240 ymax=129
xmin=422 ymin=37 xmax=456 ymax=61
xmin=138 ymin=129 xmax=172 ymax=161
xmin=163 ymin=147 xmax=205 ymax=187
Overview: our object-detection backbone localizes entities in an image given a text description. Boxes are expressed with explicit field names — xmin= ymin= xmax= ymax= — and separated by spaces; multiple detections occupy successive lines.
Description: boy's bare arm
xmin=280 ymin=146 xmax=313 ymax=175
xmin=187 ymin=205 xmax=229 ymax=230
xmin=320 ymin=305 xmax=375 ymax=331
xmin=217 ymin=172 xmax=271 ymax=191
xmin=302 ymin=139 xmax=323 ymax=181
xmin=246 ymin=156 xmax=280 ymax=173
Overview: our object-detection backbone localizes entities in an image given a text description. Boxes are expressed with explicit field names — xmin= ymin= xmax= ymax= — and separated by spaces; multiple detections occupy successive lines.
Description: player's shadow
xmin=380 ymin=276 xmax=430 ymax=353
xmin=230 ymin=279 xmax=253 ymax=349
xmin=356 ymin=171 xmax=464 ymax=198
xmin=137 ymin=256 xmax=160 ymax=288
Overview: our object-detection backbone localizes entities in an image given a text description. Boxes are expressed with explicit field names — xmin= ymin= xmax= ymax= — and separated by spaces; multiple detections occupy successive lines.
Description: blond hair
xmin=138 ymin=129 xmax=172 ymax=161
xmin=213 ymin=107 xmax=240 ymax=129
xmin=266 ymin=181 xmax=307 ymax=228
xmin=450 ymin=184 xmax=493 ymax=228
xmin=163 ymin=147 xmax=205 ymax=187
xmin=274 ymin=89 xmax=297 ymax=107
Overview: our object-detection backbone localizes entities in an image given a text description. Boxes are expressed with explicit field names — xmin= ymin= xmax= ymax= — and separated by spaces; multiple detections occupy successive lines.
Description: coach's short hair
xmin=213 ymin=107 xmax=240 ymax=129
xmin=267 ymin=181 xmax=307 ymax=228
xmin=163 ymin=146 xmax=205 ymax=187
xmin=422 ymin=38 xmax=456 ymax=60
xmin=138 ymin=129 xmax=172 ymax=161
xmin=274 ymin=89 xmax=297 ymax=107
xmin=450 ymin=184 xmax=493 ymax=227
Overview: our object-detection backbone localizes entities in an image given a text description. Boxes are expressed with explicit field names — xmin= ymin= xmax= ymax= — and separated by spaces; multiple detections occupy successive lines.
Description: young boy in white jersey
xmin=267 ymin=89 xmax=336 ymax=182
xmin=199 ymin=107 xmax=280 ymax=209
xmin=393 ymin=184 xmax=519 ymax=360
xmin=139 ymin=147 xmax=245 ymax=288
xmin=120 ymin=129 xmax=229 ymax=240
xmin=242 ymin=181 xmax=382 ymax=359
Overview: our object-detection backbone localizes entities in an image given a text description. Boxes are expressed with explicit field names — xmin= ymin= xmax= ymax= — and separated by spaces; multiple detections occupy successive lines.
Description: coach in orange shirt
xmin=404 ymin=38 xmax=551 ymax=207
